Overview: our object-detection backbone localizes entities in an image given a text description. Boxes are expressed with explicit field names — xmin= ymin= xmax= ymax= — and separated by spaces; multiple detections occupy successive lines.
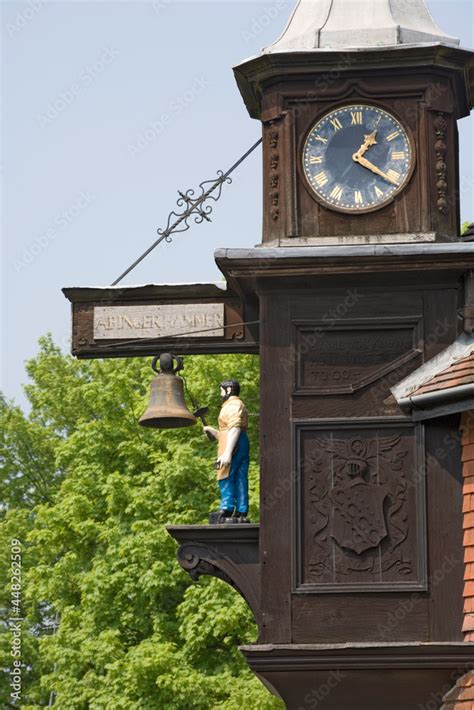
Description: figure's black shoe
xmin=233 ymin=511 xmax=250 ymax=524
xmin=208 ymin=509 xmax=234 ymax=524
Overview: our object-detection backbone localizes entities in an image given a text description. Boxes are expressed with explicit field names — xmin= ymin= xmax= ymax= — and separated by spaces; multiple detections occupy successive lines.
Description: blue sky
xmin=2 ymin=0 xmax=474 ymax=408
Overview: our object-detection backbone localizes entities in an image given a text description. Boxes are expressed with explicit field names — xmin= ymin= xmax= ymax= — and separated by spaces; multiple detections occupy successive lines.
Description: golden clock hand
xmin=353 ymin=155 xmax=399 ymax=186
xmin=353 ymin=130 xmax=378 ymax=160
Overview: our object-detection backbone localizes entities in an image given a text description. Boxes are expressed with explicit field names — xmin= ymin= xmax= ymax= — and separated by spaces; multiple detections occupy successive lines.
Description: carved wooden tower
xmin=64 ymin=1 xmax=474 ymax=708
xmin=213 ymin=1 xmax=474 ymax=707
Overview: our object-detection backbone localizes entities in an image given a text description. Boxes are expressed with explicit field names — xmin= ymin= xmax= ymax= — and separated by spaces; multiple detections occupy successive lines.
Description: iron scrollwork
xmin=158 ymin=171 xmax=233 ymax=243
xmin=111 ymin=138 xmax=262 ymax=286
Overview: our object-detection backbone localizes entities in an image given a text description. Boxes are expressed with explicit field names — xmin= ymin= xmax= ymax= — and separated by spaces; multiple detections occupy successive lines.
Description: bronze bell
xmin=139 ymin=354 xmax=197 ymax=429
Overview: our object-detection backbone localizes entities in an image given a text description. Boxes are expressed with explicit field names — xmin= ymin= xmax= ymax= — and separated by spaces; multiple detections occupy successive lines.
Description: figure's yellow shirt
xmin=218 ymin=396 xmax=248 ymax=432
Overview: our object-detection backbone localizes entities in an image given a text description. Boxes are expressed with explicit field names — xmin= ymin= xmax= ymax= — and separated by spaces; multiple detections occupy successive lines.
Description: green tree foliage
xmin=0 ymin=337 xmax=283 ymax=709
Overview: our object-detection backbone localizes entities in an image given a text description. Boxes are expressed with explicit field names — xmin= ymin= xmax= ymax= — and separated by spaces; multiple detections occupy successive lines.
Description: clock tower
xmin=234 ymin=0 xmax=473 ymax=245
xmin=63 ymin=1 xmax=474 ymax=707
xmin=162 ymin=2 xmax=474 ymax=708
xmin=219 ymin=2 xmax=474 ymax=708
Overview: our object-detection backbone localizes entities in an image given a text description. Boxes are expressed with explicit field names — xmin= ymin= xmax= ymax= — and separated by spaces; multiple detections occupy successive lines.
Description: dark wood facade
xmin=214 ymin=245 xmax=474 ymax=707
xmin=229 ymin=45 xmax=474 ymax=676
xmin=64 ymin=24 xmax=474 ymax=710
xmin=262 ymin=281 xmax=462 ymax=643
xmin=214 ymin=247 xmax=470 ymax=648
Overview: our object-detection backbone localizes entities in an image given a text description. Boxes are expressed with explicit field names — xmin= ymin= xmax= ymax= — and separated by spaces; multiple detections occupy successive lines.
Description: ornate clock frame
xmin=300 ymin=102 xmax=417 ymax=215
xmin=234 ymin=46 xmax=472 ymax=245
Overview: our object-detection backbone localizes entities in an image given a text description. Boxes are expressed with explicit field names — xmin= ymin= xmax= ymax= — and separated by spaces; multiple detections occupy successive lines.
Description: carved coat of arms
xmin=331 ymin=478 xmax=389 ymax=554
xmin=305 ymin=433 xmax=414 ymax=584
xmin=326 ymin=440 xmax=393 ymax=554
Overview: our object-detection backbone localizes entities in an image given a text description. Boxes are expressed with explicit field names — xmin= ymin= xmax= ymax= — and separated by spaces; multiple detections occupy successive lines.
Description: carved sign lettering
xmin=93 ymin=304 xmax=225 ymax=340
xmin=295 ymin=320 xmax=421 ymax=394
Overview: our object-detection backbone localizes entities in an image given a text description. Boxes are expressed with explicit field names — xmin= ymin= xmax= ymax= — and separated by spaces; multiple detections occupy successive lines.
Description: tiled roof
xmin=461 ymin=412 xmax=474 ymax=642
xmin=441 ymin=669 xmax=474 ymax=708
xmin=409 ymin=352 xmax=474 ymax=397
xmin=391 ymin=334 xmax=474 ymax=415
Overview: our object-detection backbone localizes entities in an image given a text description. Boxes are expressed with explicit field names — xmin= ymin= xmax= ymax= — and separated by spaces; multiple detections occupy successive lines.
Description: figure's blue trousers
xmin=218 ymin=432 xmax=250 ymax=514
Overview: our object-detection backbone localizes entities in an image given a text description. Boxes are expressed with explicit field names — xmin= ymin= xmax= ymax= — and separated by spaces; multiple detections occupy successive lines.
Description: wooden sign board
xmin=93 ymin=304 xmax=225 ymax=340
xmin=62 ymin=283 xmax=259 ymax=359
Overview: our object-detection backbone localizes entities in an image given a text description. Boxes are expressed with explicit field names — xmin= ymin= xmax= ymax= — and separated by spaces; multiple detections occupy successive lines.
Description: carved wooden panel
xmin=294 ymin=420 xmax=427 ymax=593
xmin=268 ymin=119 xmax=281 ymax=224
xmin=293 ymin=317 xmax=422 ymax=395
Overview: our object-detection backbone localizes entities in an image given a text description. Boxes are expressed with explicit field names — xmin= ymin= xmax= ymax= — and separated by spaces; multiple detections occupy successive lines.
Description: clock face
xmin=302 ymin=104 xmax=414 ymax=213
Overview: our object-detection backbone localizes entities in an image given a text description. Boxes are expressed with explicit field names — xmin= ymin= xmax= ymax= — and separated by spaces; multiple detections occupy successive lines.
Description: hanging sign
xmin=93 ymin=304 xmax=225 ymax=340
xmin=63 ymin=284 xmax=258 ymax=358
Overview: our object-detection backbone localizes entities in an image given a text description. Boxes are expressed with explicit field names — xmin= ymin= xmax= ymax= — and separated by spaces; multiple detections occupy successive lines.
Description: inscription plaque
xmin=93 ymin=304 xmax=225 ymax=340
xmin=294 ymin=420 xmax=427 ymax=593
xmin=294 ymin=318 xmax=422 ymax=394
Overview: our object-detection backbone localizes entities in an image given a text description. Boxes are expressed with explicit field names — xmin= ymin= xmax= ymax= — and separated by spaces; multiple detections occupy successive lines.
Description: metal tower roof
xmin=263 ymin=0 xmax=460 ymax=53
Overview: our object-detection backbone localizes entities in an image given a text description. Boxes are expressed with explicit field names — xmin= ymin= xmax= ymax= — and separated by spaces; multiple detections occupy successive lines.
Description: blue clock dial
xmin=302 ymin=104 xmax=414 ymax=213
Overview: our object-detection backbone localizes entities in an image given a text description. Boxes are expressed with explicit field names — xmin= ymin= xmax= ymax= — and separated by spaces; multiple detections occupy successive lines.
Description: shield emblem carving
xmin=330 ymin=480 xmax=389 ymax=555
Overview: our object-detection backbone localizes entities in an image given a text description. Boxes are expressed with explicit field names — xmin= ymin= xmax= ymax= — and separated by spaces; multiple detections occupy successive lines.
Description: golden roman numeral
xmin=354 ymin=190 xmax=363 ymax=205
xmin=387 ymin=169 xmax=401 ymax=183
xmin=330 ymin=118 xmax=343 ymax=131
xmin=386 ymin=130 xmax=400 ymax=142
xmin=351 ymin=112 xmax=363 ymax=125
xmin=315 ymin=135 xmax=328 ymax=144
xmin=314 ymin=171 xmax=329 ymax=187
xmin=310 ymin=155 xmax=323 ymax=164
xmin=374 ymin=186 xmax=384 ymax=198
xmin=392 ymin=151 xmax=405 ymax=160
xmin=330 ymin=185 xmax=343 ymax=201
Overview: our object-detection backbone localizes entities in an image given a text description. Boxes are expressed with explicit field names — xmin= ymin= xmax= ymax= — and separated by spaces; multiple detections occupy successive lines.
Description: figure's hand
xmin=353 ymin=154 xmax=399 ymax=185
xmin=217 ymin=453 xmax=232 ymax=468
xmin=203 ymin=426 xmax=218 ymax=441
xmin=216 ymin=427 xmax=240 ymax=468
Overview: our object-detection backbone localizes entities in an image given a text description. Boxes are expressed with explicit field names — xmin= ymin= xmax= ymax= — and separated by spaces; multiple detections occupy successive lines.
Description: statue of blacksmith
xmin=204 ymin=380 xmax=250 ymax=524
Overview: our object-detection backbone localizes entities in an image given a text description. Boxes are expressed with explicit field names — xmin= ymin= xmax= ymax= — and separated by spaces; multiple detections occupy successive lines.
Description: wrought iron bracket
xmin=112 ymin=138 xmax=262 ymax=286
